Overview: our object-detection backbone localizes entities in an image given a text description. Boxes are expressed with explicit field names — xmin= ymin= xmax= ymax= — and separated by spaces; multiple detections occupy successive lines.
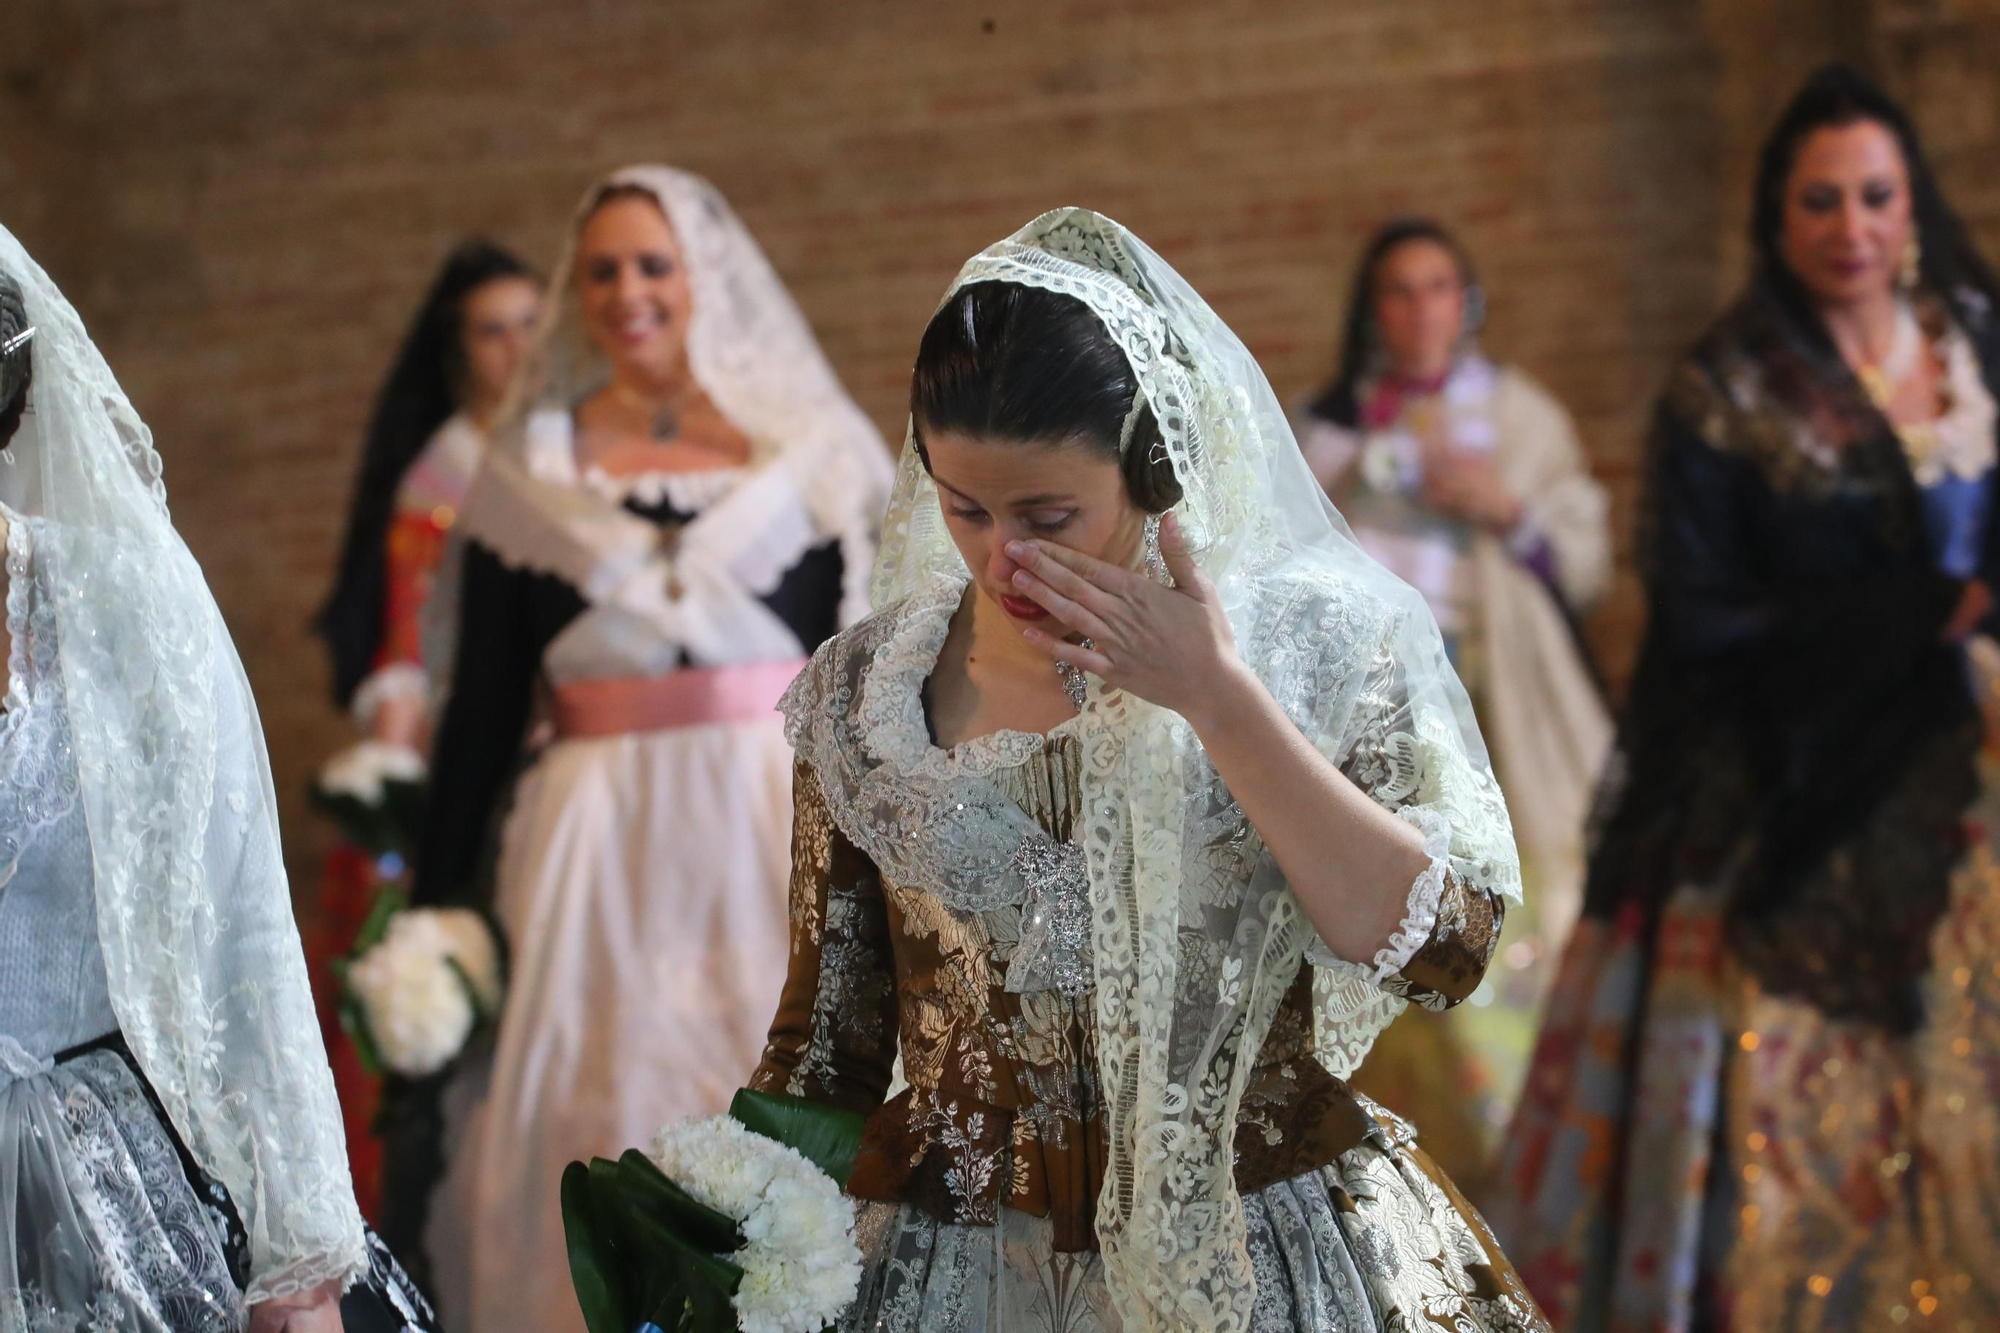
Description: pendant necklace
xmin=611 ymin=383 xmax=682 ymax=442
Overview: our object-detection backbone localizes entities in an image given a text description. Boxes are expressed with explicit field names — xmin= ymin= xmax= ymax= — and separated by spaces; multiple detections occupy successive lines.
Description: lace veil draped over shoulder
xmin=787 ymin=209 xmax=1521 ymax=1331
xmin=0 ymin=226 xmax=368 ymax=1299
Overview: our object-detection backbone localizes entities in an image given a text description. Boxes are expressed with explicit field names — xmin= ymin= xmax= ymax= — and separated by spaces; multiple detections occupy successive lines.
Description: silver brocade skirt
xmin=1 ymin=1044 xmax=244 ymax=1332
xmin=1 ymin=1037 xmax=435 ymax=1333
xmin=837 ymin=1108 xmax=1546 ymax=1333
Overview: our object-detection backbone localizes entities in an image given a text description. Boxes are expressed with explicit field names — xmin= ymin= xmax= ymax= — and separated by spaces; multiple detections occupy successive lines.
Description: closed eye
xmin=1026 ymin=511 xmax=1075 ymax=533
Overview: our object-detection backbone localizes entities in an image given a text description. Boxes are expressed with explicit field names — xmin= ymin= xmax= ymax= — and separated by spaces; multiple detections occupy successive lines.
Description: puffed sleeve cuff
xmin=1304 ymin=805 xmax=1453 ymax=984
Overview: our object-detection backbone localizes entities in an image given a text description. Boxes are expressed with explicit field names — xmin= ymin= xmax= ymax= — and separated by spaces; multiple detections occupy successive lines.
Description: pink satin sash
xmin=549 ymin=659 xmax=805 ymax=739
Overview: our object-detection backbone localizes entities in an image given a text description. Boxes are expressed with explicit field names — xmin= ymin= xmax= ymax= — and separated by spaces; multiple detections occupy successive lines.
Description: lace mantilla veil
xmin=434 ymin=164 xmax=893 ymax=676
xmin=0 ymin=226 xmax=368 ymax=1299
xmin=859 ymin=210 xmax=1521 ymax=1330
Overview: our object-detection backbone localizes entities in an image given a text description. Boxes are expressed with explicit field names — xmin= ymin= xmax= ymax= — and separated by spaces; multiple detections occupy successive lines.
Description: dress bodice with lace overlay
xmin=752 ymin=580 xmax=1508 ymax=1252
xmin=0 ymin=514 xmax=107 ymax=1065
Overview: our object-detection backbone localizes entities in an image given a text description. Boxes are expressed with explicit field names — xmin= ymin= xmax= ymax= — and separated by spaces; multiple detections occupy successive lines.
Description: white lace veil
xmin=0 ymin=226 xmax=368 ymax=1300
xmin=874 ymin=210 xmax=1520 ymax=1330
xmin=449 ymin=165 xmax=891 ymax=639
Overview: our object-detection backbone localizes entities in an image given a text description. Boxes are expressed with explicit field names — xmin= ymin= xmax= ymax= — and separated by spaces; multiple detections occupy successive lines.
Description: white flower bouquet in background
xmin=311 ymin=739 xmax=427 ymax=859
xmin=339 ymin=888 xmax=503 ymax=1078
xmin=563 ymin=1090 xmax=866 ymax=1333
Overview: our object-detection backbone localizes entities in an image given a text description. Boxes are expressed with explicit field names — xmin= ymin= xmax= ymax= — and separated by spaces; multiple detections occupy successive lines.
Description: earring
xmin=1143 ymin=512 xmax=1172 ymax=586
xmin=1462 ymin=284 xmax=1488 ymax=336
xmin=1901 ymin=236 xmax=1923 ymax=292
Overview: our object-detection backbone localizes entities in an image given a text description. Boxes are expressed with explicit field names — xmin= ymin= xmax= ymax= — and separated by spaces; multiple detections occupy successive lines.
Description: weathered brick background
xmin=0 ymin=0 xmax=1991 ymax=893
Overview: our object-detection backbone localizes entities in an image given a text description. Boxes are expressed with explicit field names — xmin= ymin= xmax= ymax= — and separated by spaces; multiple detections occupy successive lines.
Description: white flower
xmin=648 ymin=1115 xmax=862 ymax=1333
xmin=347 ymin=908 xmax=502 ymax=1076
xmin=1359 ymin=431 xmax=1418 ymax=495
xmin=317 ymin=740 xmax=426 ymax=805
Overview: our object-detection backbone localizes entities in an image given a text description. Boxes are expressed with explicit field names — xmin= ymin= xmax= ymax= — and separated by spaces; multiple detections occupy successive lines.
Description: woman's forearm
xmin=1181 ymin=661 xmax=1431 ymax=966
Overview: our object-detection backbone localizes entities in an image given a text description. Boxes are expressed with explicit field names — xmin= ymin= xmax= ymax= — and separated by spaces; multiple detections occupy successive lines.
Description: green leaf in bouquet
xmin=380 ymin=777 xmax=429 ymax=857
xmin=443 ymin=955 xmax=498 ymax=1026
xmin=728 ymin=1087 xmax=868 ymax=1188
xmin=336 ymin=994 xmax=386 ymax=1079
xmin=310 ymin=786 xmax=402 ymax=858
xmin=620 ymin=1203 xmax=742 ymax=1331
xmin=615 ymin=1148 xmax=744 ymax=1255
xmin=567 ymin=1151 xmax=750 ymax=1333
xmin=562 ymin=1159 xmax=634 ymax=1333
xmin=352 ymin=884 xmax=408 ymax=957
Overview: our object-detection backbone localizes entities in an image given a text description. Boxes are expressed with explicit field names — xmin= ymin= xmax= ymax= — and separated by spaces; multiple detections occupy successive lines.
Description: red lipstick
xmin=999 ymin=593 xmax=1049 ymax=622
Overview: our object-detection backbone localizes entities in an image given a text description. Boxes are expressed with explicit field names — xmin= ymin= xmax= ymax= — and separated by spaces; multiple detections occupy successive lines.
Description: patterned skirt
xmin=839 ymin=1106 xmax=1547 ymax=1332
xmin=0 ymin=1032 xmax=436 ymax=1333
xmin=1489 ymin=851 xmax=2000 ymax=1332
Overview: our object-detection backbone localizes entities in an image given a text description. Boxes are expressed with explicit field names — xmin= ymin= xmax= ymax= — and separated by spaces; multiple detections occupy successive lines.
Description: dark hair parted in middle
xmin=911 ymin=281 xmax=1183 ymax=513
xmin=315 ymin=238 xmax=538 ymax=708
xmin=1308 ymin=217 xmax=1479 ymax=429
xmin=1752 ymin=63 xmax=2000 ymax=343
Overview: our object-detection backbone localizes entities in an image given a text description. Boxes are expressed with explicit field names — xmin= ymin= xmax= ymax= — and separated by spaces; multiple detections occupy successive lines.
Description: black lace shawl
xmin=1585 ymin=277 xmax=2000 ymax=1031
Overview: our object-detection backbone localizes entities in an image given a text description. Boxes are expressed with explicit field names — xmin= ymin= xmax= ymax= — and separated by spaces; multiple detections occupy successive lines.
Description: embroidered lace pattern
xmin=0 ymin=1051 xmax=243 ymax=1331
xmin=0 ymin=514 xmax=81 ymax=890
xmin=0 ymin=226 xmax=368 ymax=1301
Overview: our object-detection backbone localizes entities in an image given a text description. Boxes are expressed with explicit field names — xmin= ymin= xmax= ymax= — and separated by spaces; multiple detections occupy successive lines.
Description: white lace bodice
xmin=0 ymin=515 xmax=108 ymax=1062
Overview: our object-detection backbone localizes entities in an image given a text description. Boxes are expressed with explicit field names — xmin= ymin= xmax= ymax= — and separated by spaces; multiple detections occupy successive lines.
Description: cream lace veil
xmin=872 ymin=210 xmax=1520 ymax=1329
xmin=0 ymin=226 xmax=367 ymax=1299
xmin=449 ymin=165 xmax=892 ymax=643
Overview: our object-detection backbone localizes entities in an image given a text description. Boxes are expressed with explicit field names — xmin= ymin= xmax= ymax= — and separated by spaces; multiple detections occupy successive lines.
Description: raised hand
xmin=1004 ymin=512 xmax=1244 ymax=722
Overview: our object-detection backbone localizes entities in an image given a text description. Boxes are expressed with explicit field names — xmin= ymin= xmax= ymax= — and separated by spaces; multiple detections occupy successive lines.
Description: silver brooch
xmin=1005 ymin=834 xmax=1093 ymax=996
xmin=1055 ymin=637 xmax=1093 ymax=709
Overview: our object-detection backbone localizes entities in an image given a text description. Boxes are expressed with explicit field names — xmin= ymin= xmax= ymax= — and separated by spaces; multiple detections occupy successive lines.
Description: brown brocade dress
xmin=751 ymin=654 xmax=1548 ymax=1330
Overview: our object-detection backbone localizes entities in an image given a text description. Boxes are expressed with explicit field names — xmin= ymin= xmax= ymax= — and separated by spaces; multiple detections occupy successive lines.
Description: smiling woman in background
xmin=407 ymin=166 xmax=892 ymax=1333
xmin=1492 ymin=64 xmax=2000 ymax=1330
xmin=1299 ymin=219 xmax=1613 ymax=1186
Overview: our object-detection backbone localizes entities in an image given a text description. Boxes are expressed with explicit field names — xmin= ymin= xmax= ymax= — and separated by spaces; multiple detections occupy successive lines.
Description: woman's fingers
xmin=1157 ymin=511 xmax=1203 ymax=592
xmin=1022 ymin=625 xmax=1115 ymax=676
xmin=1007 ymin=540 xmax=1132 ymax=607
xmin=1010 ymin=567 xmax=1116 ymax=643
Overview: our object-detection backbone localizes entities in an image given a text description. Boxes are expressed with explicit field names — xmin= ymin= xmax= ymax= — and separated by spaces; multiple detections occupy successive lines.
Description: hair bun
xmin=0 ymin=272 xmax=32 ymax=446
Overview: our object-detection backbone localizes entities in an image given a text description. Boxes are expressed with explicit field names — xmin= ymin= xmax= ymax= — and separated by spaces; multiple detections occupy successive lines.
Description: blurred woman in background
xmin=1300 ymin=219 xmax=1613 ymax=1184
xmin=310 ymin=240 xmax=541 ymax=1220
xmin=1492 ymin=65 xmax=2000 ymax=1330
xmin=410 ymin=166 xmax=892 ymax=1332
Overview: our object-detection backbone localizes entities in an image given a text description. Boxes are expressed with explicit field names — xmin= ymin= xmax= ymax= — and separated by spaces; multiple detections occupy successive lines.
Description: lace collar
xmin=1896 ymin=317 xmax=1998 ymax=487
xmin=577 ymin=462 xmax=748 ymax=511
xmin=784 ymin=577 xmax=1094 ymax=994
xmin=856 ymin=575 xmax=1084 ymax=782
xmin=524 ymin=407 xmax=753 ymax=509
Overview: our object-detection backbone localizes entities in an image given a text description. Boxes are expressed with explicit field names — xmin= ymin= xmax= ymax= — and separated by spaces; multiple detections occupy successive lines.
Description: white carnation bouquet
xmin=311 ymin=739 xmax=427 ymax=859
xmin=564 ymin=1090 xmax=866 ymax=1333
xmin=339 ymin=890 xmax=503 ymax=1078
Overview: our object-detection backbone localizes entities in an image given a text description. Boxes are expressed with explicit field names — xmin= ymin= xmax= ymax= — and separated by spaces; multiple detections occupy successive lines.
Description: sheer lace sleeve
xmin=1304 ymin=619 xmax=1509 ymax=1011
xmin=748 ymin=758 xmax=899 ymax=1114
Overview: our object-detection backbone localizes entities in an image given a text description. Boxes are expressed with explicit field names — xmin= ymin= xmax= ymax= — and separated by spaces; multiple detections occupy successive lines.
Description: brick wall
xmin=0 ymin=0 xmax=1970 ymax=892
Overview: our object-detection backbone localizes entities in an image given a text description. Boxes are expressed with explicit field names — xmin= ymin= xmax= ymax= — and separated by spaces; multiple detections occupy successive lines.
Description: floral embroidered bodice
xmin=752 ymin=581 xmax=1506 ymax=1251
xmin=0 ymin=515 xmax=106 ymax=1063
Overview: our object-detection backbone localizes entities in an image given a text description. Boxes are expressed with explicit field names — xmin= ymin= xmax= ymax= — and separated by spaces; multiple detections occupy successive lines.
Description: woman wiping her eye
xmin=741 ymin=209 xmax=1548 ymax=1331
